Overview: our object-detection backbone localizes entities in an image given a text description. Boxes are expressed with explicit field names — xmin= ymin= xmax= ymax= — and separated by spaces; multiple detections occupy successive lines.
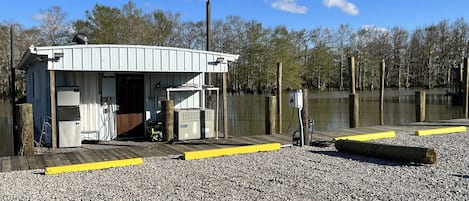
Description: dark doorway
xmin=116 ymin=74 xmax=144 ymax=139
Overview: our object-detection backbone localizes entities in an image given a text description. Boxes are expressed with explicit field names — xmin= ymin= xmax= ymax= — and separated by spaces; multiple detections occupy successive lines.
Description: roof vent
xmin=71 ymin=34 xmax=88 ymax=45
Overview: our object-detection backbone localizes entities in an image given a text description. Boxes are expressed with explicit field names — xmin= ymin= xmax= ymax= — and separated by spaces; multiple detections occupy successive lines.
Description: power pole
xmin=10 ymin=25 xmax=17 ymax=155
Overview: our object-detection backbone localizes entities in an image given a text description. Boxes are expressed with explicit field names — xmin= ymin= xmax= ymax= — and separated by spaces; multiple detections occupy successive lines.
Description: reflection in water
xmin=226 ymin=89 xmax=463 ymax=137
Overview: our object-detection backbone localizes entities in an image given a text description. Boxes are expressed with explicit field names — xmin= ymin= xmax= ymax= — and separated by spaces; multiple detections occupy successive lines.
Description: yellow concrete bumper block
xmin=183 ymin=143 xmax=281 ymax=160
xmin=416 ymin=126 xmax=467 ymax=136
xmin=333 ymin=131 xmax=396 ymax=141
xmin=45 ymin=157 xmax=144 ymax=175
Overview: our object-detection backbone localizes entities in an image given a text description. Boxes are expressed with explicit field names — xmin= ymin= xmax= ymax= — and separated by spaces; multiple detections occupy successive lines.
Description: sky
xmin=1 ymin=0 xmax=468 ymax=31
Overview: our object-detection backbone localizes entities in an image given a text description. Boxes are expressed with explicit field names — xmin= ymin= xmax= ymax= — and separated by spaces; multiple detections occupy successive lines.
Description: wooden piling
xmin=302 ymin=89 xmax=310 ymax=145
xmin=162 ymin=100 xmax=174 ymax=142
xmin=349 ymin=57 xmax=359 ymax=128
xmin=335 ymin=140 xmax=436 ymax=164
xmin=464 ymin=57 xmax=469 ymax=118
xmin=16 ymin=104 xmax=34 ymax=156
xmin=349 ymin=93 xmax=359 ymax=128
xmin=415 ymin=90 xmax=426 ymax=122
xmin=50 ymin=70 xmax=57 ymax=153
xmin=379 ymin=60 xmax=385 ymax=125
xmin=277 ymin=62 xmax=282 ymax=134
xmin=265 ymin=96 xmax=277 ymax=135
xmin=349 ymin=57 xmax=356 ymax=94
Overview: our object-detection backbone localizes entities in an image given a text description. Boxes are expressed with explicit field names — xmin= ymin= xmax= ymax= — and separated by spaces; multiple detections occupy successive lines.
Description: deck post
xmin=379 ymin=60 xmax=385 ymax=125
xmin=349 ymin=56 xmax=359 ymax=128
xmin=277 ymin=62 xmax=282 ymax=134
xmin=162 ymin=100 xmax=174 ymax=142
xmin=16 ymin=104 xmax=34 ymax=156
xmin=464 ymin=57 xmax=469 ymax=118
xmin=223 ymin=72 xmax=228 ymax=139
xmin=415 ymin=90 xmax=426 ymax=122
xmin=50 ymin=70 xmax=57 ymax=153
xmin=265 ymin=96 xmax=277 ymax=135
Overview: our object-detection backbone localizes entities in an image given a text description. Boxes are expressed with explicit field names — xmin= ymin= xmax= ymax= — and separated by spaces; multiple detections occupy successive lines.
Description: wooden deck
xmin=1 ymin=119 xmax=467 ymax=173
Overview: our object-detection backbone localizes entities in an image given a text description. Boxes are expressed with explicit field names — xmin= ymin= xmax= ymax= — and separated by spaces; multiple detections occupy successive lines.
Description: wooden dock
xmin=0 ymin=120 xmax=467 ymax=173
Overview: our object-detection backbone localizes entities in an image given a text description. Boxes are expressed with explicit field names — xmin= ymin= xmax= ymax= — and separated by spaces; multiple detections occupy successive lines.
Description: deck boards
xmin=1 ymin=122 xmax=467 ymax=173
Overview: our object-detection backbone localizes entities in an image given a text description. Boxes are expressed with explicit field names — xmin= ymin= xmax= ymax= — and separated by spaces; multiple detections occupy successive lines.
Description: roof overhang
xmin=18 ymin=44 xmax=239 ymax=73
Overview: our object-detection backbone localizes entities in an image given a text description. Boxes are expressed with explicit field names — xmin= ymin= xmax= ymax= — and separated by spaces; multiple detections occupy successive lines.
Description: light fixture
xmin=216 ymin=57 xmax=224 ymax=63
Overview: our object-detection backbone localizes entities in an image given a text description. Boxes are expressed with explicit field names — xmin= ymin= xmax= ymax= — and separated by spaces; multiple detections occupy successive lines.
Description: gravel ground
xmin=1 ymin=132 xmax=469 ymax=200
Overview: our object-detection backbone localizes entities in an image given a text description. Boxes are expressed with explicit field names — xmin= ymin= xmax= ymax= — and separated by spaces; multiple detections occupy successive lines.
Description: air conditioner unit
xmin=175 ymin=109 xmax=201 ymax=140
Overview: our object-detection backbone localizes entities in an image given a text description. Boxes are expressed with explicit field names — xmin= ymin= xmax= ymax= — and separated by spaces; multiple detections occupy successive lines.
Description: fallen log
xmin=334 ymin=140 xmax=436 ymax=164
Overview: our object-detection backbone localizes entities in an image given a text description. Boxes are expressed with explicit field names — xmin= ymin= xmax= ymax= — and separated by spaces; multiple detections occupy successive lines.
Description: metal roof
xmin=19 ymin=44 xmax=239 ymax=73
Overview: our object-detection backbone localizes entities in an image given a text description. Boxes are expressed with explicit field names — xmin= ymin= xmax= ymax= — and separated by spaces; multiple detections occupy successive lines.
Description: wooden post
xmin=50 ymin=71 xmax=57 ymax=153
xmin=349 ymin=93 xmax=359 ymax=128
xmin=10 ymin=25 xmax=17 ymax=155
xmin=302 ymin=89 xmax=310 ymax=145
xmin=162 ymin=100 xmax=174 ymax=142
xmin=349 ymin=57 xmax=359 ymax=128
xmin=379 ymin=60 xmax=385 ymax=125
xmin=464 ymin=57 xmax=469 ymax=118
xmin=335 ymin=140 xmax=436 ymax=164
xmin=223 ymin=73 xmax=228 ymax=139
xmin=415 ymin=90 xmax=426 ymax=122
xmin=349 ymin=57 xmax=356 ymax=94
xmin=265 ymin=96 xmax=276 ymax=135
xmin=16 ymin=104 xmax=34 ymax=156
xmin=277 ymin=62 xmax=282 ymax=134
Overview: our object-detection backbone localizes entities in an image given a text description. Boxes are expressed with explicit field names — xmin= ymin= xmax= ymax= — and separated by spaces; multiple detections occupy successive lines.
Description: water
xmin=1 ymin=89 xmax=462 ymax=142
xmin=227 ymin=89 xmax=464 ymax=137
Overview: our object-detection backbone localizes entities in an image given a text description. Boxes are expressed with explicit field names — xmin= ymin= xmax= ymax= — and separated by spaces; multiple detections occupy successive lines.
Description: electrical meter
xmin=288 ymin=90 xmax=303 ymax=108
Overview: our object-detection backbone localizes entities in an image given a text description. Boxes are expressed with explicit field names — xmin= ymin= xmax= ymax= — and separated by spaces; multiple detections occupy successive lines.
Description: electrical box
xmin=288 ymin=90 xmax=303 ymax=108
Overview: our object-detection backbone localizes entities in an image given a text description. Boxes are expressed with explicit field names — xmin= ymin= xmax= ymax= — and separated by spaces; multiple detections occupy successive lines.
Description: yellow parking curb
xmin=183 ymin=143 xmax=281 ymax=160
xmin=333 ymin=131 xmax=396 ymax=141
xmin=416 ymin=126 xmax=466 ymax=136
xmin=45 ymin=157 xmax=144 ymax=175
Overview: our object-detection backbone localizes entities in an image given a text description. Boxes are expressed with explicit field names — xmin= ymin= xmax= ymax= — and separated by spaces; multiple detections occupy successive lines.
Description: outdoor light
xmin=216 ymin=57 xmax=224 ymax=63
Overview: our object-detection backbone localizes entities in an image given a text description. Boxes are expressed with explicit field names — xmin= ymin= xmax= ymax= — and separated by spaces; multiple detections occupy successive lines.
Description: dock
xmin=1 ymin=119 xmax=468 ymax=173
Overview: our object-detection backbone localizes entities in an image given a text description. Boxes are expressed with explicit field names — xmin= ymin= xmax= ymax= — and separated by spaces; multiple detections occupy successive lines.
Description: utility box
xmin=288 ymin=90 xmax=303 ymax=108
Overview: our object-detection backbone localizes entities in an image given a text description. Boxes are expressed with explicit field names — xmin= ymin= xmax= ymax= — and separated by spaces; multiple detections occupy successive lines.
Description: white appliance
xmin=57 ymin=87 xmax=81 ymax=147
xmin=175 ymin=109 xmax=201 ymax=140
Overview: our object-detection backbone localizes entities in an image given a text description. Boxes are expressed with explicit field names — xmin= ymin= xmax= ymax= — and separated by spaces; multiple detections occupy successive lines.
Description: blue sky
xmin=1 ymin=0 xmax=468 ymax=31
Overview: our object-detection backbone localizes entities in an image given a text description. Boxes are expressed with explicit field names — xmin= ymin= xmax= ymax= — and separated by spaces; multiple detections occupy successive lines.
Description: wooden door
xmin=116 ymin=74 xmax=144 ymax=138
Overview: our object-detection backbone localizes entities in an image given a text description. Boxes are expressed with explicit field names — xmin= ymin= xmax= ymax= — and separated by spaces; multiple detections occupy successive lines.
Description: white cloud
xmin=323 ymin=0 xmax=359 ymax=16
xmin=271 ymin=0 xmax=308 ymax=14
xmin=361 ymin=25 xmax=389 ymax=33
xmin=32 ymin=13 xmax=47 ymax=21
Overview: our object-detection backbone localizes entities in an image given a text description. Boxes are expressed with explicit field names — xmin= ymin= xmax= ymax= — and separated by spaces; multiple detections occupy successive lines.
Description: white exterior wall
xmin=21 ymin=45 xmax=236 ymax=142
xmin=144 ymin=72 xmax=203 ymax=121
xmin=33 ymin=45 xmax=237 ymax=73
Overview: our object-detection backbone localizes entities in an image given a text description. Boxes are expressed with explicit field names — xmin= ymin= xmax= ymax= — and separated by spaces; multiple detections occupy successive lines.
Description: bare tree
xmin=38 ymin=6 xmax=69 ymax=45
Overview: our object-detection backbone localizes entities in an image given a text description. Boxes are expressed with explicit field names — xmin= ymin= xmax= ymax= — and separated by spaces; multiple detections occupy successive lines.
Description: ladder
xmin=37 ymin=116 xmax=51 ymax=151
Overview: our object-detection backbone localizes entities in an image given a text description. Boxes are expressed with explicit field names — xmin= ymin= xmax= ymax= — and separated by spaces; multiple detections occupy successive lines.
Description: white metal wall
xmin=145 ymin=72 xmax=203 ymax=121
xmin=36 ymin=45 xmax=236 ymax=73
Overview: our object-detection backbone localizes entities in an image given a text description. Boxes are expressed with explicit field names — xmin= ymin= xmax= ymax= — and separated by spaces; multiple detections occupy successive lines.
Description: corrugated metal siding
xmin=34 ymin=45 xmax=237 ymax=73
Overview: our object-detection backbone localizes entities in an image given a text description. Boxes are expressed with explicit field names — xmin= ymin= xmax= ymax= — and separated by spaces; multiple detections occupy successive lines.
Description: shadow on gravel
xmin=310 ymin=150 xmax=423 ymax=166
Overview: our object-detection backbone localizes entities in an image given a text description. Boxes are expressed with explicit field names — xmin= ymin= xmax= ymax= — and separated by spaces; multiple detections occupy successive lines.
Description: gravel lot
xmin=1 ymin=132 xmax=468 ymax=200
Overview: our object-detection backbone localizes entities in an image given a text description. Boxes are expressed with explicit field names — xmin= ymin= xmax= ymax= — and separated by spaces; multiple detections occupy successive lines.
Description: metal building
xmin=18 ymin=44 xmax=239 ymax=147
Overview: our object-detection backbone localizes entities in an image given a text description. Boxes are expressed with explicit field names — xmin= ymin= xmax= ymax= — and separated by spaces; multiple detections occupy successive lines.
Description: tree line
xmin=1 ymin=1 xmax=469 ymax=97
